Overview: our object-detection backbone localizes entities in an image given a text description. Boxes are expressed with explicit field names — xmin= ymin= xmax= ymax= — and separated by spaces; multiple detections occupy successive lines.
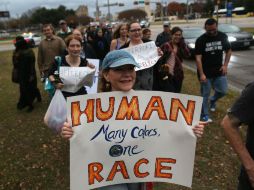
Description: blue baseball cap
xmin=102 ymin=50 xmax=140 ymax=70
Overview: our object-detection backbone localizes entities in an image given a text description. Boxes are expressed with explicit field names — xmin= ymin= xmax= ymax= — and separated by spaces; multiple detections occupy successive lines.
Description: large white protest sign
xmin=85 ymin=59 xmax=100 ymax=94
xmin=60 ymin=66 xmax=95 ymax=93
xmin=123 ymin=41 xmax=160 ymax=71
xmin=67 ymin=91 xmax=202 ymax=190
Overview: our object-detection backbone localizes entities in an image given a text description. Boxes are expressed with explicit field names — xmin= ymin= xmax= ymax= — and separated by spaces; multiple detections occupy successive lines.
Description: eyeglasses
xmin=130 ymin=28 xmax=141 ymax=33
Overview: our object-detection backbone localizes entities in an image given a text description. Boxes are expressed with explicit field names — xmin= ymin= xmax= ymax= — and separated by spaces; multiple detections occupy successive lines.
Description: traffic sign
xmin=227 ymin=2 xmax=233 ymax=17
xmin=103 ymin=3 xmax=118 ymax=6
xmin=0 ymin=11 xmax=10 ymax=18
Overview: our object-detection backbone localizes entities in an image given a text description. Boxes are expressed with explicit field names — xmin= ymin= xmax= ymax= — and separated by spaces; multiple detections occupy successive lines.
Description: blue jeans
xmin=97 ymin=183 xmax=141 ymax=190
xmin=200 ymin=76 xmax=227 ymax=117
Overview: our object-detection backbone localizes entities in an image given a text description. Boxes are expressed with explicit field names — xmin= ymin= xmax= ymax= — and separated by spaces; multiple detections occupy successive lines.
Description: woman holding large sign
xmin=61 ymin=50 xmax=205 ymax=190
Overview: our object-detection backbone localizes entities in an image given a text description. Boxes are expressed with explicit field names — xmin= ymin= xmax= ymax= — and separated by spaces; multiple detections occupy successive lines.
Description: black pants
xmin=238 ymin=166 xmax=254 ymax=190
xmin=153 ymin=77 xmax=183 ymax=93
xmin=18 ymin=81 xmax=41 ymax=107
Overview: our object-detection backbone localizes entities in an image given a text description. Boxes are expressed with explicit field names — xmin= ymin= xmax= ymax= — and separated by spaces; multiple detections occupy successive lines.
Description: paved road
xmin=183 ymin=47 xmax=254 ymax=92
xmin=152 ymin=17 xmax=254 ymax=28
xmin=150 ymin=22 xmax=254 ymax=91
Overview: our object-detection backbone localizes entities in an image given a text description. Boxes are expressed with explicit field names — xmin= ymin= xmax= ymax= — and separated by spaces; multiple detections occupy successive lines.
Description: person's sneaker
xmin=210 ymin=100 xmax=216 ymax=112
xmin=201 ymin=115 xmax=213 ymax=123
xmin=26 ymin=105 xmax=34 ymax=113
xmin=17 ymin=103 xmax=27 ymax=110
xmin=37 ymin=95 xmax=42 ymax=102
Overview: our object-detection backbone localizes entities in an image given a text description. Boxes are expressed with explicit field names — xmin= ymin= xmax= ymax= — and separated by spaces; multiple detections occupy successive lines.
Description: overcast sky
xmin=1 ymin=0 xmax=185 ymax=18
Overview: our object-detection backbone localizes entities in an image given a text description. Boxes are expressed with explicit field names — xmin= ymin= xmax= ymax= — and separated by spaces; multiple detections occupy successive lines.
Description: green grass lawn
xmin=242 ymin=27 xmax=254 ymax=34
xmin=0 ymin=49 xmax=242 ymax=189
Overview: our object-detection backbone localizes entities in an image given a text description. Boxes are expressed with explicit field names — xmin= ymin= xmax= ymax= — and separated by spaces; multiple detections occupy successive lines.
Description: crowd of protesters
xmin=16 ymin=17 xmax=254 ymax=190
xmin=12 ymin=18 xmax=233 ymax=126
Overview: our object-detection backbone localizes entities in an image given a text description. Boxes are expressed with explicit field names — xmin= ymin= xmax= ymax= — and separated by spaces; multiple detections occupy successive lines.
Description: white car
xmin=0 ymin=30 xmax=10 ymax=38
xmin=22 ymin=32 xmax=42 ymax=47
xmin=140 ymin=20 xmax=150 ymax=28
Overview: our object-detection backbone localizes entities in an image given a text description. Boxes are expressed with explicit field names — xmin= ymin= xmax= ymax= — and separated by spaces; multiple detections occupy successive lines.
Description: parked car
xmin=218 ymin=23 xmax=254 ymax=49
xmin=184 ymin=13 xmax=195 ymax=20
xmin=13 ymin=33 xmax=41 ymax=47
xmin=0 ymin=30 xmax=10 ymax=38
xmin=140 ymin=20 xmax=150 ymax=28
xmin=154 ymin=16 xmax=169 ymax=22
xmin=21 ymin=32 xmax=42 ymax=47
xmin=182 ymin=27 xmax=205 ymax=57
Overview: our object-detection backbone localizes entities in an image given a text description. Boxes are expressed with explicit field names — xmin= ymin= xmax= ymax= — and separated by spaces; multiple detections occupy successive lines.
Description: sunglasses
xmin=130 ymin=28 xmax=141 ymax=33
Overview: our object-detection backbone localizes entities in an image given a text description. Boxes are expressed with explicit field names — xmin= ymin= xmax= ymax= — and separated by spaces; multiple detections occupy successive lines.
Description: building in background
xmin=76 ymin=5 xmax=88 ymax=17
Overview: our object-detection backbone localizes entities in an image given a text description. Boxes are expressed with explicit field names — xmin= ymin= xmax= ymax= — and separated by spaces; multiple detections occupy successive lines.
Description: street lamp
xmin=160 ymin=1 xmax=167 ymax=20
xmin=107 ymin=0 xmax=111 ymax=22
xmin=186 ymin=0 xmax=190 ymax=22
xmin=162 ymin=1 xmax=167 ymax=18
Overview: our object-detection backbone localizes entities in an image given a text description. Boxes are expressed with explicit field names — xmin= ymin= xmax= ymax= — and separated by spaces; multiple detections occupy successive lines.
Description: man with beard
xmin=195 ymin=18 xmax=232 ymax=122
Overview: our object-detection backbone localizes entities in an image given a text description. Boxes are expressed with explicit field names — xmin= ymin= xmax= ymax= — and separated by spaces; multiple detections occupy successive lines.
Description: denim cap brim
xmin=102 ymin=50 xmax=140 ymax=70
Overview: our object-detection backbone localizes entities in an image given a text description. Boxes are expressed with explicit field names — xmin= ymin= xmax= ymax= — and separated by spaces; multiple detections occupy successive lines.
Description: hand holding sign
xmin=124 ymin=41 xmax=161 ymax=71
xmin=67 ymin=91 xmax=203 ymax=190
xmin=61 ymin=120 xmax=73 ymax=140
xmin=59 ymin=66 xmax=96 ymax=93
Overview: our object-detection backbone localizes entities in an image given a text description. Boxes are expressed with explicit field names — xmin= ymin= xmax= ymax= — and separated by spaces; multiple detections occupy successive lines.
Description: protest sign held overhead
xmin=124 ymin=41 xmax=160 ymax=71
xmin=85 ymin=59 xmax=100 ymax=94
xmin=67 ymin=91 xmax=202 ymax=190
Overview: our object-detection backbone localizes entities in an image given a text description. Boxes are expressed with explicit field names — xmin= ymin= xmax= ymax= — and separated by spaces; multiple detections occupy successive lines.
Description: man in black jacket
xmin=155 ymin=21 xmax=171 ymax=47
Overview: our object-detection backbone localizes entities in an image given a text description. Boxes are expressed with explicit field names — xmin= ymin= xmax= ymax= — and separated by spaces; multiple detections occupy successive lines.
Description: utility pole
xmin=225 ymin=0 xmax=227 ymax=23
xmin=215 ymin=0 xmax=220 ymax=23
xmin=96 ymin=1 xmax=123 ymax=22
xmin=159 ymin=0 xmax=164 ymax=20
xmin=186 ymin=0 xmax=189 ymax=22
xmin=95 ymin=0 xmax=100 ymax=21
xmin=107 ymin=0 xmax=111 ymax=23
xmin=103 ymin=1 xmax=120 ymax=22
